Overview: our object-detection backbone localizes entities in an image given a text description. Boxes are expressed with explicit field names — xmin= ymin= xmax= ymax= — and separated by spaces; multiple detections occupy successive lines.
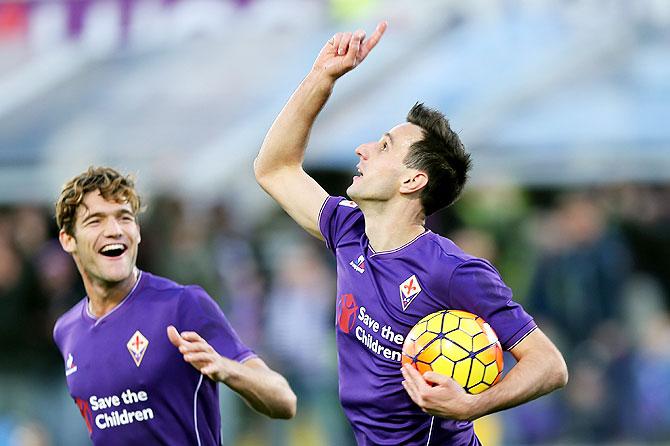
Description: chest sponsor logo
xmin=349 ymin=255 xmax=365 ymax=274
xmin=353 ymin=306 xmax=405 ymax=362
xmin=83 ymin=388 xmax=155 ymax=432
xmin=127 ymin=330 xmax=149 ymax=367
xmin=65 ymin=353 xmax=78 ymax=376
xmin=338 ymin=200 xmax=358 ymax=208
xmin=336 ymin=293 xmax=359 ymax=334
xmin=399 ymin=274 xmax=422 ymax=311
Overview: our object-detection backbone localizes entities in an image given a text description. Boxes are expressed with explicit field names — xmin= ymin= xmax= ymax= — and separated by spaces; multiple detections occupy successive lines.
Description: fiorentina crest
xmin=127 ymin=330 xmax=149 ymax=367
xmin=399 ymin=275 xmax=422 ymax=311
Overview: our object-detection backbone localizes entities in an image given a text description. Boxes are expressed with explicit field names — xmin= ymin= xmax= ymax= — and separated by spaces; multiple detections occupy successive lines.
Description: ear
xmin=399 ymin=171 xmax=428 ymax=195
xmin=58 ymin=229 xmax=76 ymax=254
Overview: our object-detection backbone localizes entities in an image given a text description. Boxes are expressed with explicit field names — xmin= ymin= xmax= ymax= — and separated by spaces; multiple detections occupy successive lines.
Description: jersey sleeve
xmin=178 ymin=286 xmax=256 ymax=363
xmin=318 ymin=196 xmax=364 ymax=254
xmin=448 ymin=260 xmax=536 ymax=350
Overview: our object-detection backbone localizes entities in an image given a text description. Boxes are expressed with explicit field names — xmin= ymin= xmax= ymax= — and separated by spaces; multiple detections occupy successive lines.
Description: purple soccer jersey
xmin=53 ymin=271 xmax=255 ymax=446
xmin=319 ymin=196 xmax=537 ymax=446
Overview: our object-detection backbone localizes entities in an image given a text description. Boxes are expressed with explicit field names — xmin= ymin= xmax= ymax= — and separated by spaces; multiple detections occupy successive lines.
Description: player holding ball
xmin=255 ymin=20 xmax=568 ymax=445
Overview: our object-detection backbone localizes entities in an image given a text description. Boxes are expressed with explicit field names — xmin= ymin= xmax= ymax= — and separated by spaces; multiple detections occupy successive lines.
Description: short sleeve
xmin=178 ymin=286 xmax=256 ymax=363
xmin=318 ymin=196 xmax=365 ymax=254
xmin=449 ymin=260 xmax=536 ymax=350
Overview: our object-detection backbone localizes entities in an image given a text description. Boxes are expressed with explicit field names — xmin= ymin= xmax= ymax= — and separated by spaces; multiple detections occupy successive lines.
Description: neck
xmin=84 ymin=268 xmax=139 ymax=318
xmin=359 ymin=199 xmax=426 ymax=252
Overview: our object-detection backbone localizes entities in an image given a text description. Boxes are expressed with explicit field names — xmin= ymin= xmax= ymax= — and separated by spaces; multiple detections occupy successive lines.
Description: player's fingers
xmin=180 ymin=331 xmax=203 ymax=342
xmin=359 ymin=21 xmax=387 ymax=61
xmin=167 ymin=325 xmax=183 ymax=347
xmin=330 ymin=32 xmax=343 ymax=51
xmin=406 ymin=364 xmax=434 ymax=393
xmin=181 ymin=340 xmax=214 ymax=356
xmin=402 ymin=363 xmax=423 ymax=382
xmin=402 ymin=379 xmax=424 ymax=408
xmin=184 ymin=351 xmax=214 ymax=364
xmin=422 ymin=371 xmax=449 ymax=386
xmin=345 ymin=32 xmax=363 ymax=68
xmin=401 ymin=366 xmax=419 ymax=393
xmin=337 ymin=31 xmax=352 ymax=56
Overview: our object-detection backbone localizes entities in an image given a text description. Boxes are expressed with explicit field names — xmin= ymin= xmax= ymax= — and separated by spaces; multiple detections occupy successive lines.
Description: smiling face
xmin=59 ymin=190 xmax=141 ymax=289
xmin=347 ymin=122 xmax=426 ymax=204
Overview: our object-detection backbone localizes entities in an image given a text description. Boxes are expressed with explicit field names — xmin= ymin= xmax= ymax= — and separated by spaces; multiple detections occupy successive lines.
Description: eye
xmin=381 ymin=141 xmax=388 ymax=152
xmin=86 ymin=218 xmax=100 ymax=226
xmin=121 ymin=215 xmax=135 ymax=222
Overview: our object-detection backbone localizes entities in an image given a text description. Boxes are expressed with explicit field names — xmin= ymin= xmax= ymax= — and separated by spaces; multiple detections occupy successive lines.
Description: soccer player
xmin=254 ymin=22 xmax=568 ymax=445
xmin=53 ymin=166 xmax=296 ymax=445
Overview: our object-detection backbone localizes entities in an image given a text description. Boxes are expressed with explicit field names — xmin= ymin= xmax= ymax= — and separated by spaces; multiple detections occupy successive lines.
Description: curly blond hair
xmin=55 ymin=166 xmax=142 ymax=236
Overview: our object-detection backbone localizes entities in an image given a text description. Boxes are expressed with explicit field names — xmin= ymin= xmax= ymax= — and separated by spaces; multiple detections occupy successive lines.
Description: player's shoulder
xmin=323 ymin=196 xmax=362 ymax=218
xmin=53 ymin=298 xmax=86 ymax=342
xmin=140 ymin=271 xmax=216 ymax=310
xmin=425 ymin=232 xmax=498 ymax=275
xmin=140 ymin=271 xmax=201 ymax=299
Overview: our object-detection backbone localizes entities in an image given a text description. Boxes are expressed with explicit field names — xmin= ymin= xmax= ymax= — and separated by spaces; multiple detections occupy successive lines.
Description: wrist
xmin=464 ymin=393 xmax=486 ymax=421
xmin=305 ymin=68 xmax=337 ymax=91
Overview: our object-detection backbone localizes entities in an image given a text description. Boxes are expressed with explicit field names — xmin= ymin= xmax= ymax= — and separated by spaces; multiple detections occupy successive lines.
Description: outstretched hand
xmin=401 ymin=364 xmax=478 ymax=421
xmin=312 ymin=21 xmax=387 ymax=81
xmin=167 ymin=325 xmax=231 ymax=382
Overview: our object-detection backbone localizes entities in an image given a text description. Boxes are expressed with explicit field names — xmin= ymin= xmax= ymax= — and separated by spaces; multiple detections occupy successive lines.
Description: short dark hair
xmin=56 ymin=166 xmax=142 ymax=236
xmin=404 ymin=102 xmax=471 ymax=216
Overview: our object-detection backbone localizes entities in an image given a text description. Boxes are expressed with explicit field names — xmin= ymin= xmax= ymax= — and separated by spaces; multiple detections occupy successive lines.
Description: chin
xmin=102 ymin=265 xmax=135 ymax=283
xmin=346 ymin=185 xmax=360 ymax=200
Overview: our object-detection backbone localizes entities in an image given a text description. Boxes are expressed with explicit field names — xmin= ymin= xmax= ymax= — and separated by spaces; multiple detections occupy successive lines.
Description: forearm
xmin=221 ymin=359 xmax=297 ymax=419
xmin=467 ymin=345 xmax=567 ymax=420
xmin=255 ymin=71 xmax=334 ymax=177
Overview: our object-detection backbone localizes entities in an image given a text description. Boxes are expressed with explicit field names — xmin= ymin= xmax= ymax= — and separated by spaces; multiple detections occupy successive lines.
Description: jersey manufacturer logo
xmin=338 ymin=200 xmax=358 ymax=208
xmin=399 ymin=275 xmax=422 ymax=311
xmin=65 ymin=353 xmax=78 ymax=376
xmin=349 ymin=255 xmax=365 ymax=273
xmin=337 ymin=293 xmax=359 ymax=334
xmin=127 ymin=330 xmax=149 ymax=367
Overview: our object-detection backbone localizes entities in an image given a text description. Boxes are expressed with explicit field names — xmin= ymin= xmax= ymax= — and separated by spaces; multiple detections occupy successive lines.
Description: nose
xmin=103 ymin=217 xmax=123 ymax=237
xmin=354 ymin=142 xmax=372 ymax=160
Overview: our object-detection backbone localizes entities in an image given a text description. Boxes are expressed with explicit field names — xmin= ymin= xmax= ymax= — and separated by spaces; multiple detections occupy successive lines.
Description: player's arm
xmin=167 ymin=326 xmax=297 ymax=419
xmin=254 ymin=22 xmax=387 ymax=239
xmin=401 ymin=328 xmax=568 ymax=421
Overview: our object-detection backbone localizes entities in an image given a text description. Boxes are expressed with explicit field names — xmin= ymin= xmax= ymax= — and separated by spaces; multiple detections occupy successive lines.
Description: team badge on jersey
xmin=127 ymin=330 xmax=149 ymax=367
xmin=349 ymin=255 xmax=365 ymax=273
xmin=65 ymin=353 xmax=78 ymax=376
xmin=338 ymin=200 xmax=358 ymax=208
xmin=399 ymin=275 xmax=422 ymax=311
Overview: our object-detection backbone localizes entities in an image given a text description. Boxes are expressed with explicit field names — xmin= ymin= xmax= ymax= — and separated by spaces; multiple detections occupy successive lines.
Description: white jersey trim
xmin=426 ymin=416 xmax=435 ymax=445
xmin=88 ymin=270 xmax=143 ymax=326
xmin=369 ymin=230 xmax=431 ymax=258
xmin=193 ymin=374 xmax=204 ymax=446
xmin=507 ymin=325 xmax=538 ymax=350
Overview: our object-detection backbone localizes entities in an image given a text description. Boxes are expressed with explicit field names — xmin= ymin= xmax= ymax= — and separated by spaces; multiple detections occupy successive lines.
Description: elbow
xmin=253 ymin=157 xmax=279 ymax=191
xmin=551 ymin=353 xmax=569 ymax=390
xmin=253 ymin=157 xmax=267 ymax=184
xmin=274 ymin=388 xmax=297 ymax=420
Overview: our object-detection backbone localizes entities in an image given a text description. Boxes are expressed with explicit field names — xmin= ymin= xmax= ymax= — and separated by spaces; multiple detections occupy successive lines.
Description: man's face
xmin=60 ymin=190 xmax=140 ymax=287
xmin=347 ymin=122 xmax=424 ymax=202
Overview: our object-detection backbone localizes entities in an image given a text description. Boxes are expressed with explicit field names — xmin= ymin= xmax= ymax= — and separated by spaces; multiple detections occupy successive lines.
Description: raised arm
xmin=167 ymin=326 xmax=297 ymax=419
xmin=254 ymin=22 xmax=387 ymax=239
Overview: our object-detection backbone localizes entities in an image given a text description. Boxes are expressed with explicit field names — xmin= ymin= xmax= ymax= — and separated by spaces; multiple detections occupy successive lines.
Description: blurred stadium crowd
xmin=1 ymin=0 xmax=670 ymax=445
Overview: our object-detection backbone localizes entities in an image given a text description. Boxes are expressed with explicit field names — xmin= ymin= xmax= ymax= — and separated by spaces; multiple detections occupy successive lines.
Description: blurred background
xmin=0 ymin=0 xmax=669 ymax=444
